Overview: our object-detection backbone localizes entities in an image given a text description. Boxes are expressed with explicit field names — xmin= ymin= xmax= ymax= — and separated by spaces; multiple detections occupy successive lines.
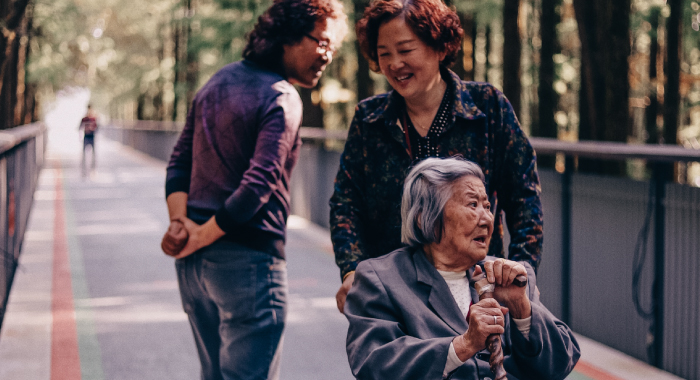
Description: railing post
xmin=651 ymin=163 xmax=667 ymax=368
xmin=561 ymin=155 xmax=573 ymax=325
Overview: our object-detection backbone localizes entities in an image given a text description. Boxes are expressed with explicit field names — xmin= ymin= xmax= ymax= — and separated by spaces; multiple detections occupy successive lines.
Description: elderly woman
xmin=344 ymin=158 xmax=579 ymax=380
xmin=331 ymin=0 xmax=543 ymax=313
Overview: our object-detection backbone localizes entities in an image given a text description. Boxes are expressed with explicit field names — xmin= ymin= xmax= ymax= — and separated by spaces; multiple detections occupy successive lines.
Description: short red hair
xmin=356 ymin=0 xmax=463 ymax=72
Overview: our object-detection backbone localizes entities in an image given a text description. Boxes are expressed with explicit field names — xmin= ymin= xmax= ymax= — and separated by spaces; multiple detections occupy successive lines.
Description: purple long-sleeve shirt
xmin=166 ymin=60 xmax=302 ymax=259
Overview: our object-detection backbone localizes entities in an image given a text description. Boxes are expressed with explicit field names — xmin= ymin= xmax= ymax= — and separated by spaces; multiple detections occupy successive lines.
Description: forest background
xmin=0 ymin=0 xmax=699 ymax=182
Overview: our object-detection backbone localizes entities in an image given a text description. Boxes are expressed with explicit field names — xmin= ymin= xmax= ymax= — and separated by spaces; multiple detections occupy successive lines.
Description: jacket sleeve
xmin=502 ymin=302 xmax=581 ymax=380
xmin=329 ymin=108 xmax=370 ymax=280
xmin=214 ymin=90 xmax=301 ymax=230
xmin=165 ymin=103 xmax=196 ymax=197
xmin=345 ymin=261 xmax=454 ymax=380
xmin=492 ymin=89 xmax=543 ymax=271
xmin=500 ymin=262 xmax=580 ymax=380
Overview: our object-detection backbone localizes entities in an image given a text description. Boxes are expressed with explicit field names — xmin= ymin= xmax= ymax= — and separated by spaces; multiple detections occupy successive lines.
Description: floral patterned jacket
xmin=329 ymin=69 xmax=543 ymax=280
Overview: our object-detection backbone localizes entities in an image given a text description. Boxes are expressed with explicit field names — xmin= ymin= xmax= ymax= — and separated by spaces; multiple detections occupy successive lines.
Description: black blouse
xmin=406 ymin=81 xmax=454 ymax=160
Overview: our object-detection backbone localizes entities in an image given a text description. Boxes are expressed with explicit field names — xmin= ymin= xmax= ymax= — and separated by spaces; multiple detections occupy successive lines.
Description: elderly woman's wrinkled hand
xmin=479 ymin=260 xmax=531 ymax=319
xmin=453 ymin=298 xmax=508 ymax=361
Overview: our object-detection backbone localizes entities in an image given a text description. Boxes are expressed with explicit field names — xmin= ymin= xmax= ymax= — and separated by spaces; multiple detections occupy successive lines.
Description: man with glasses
xmin=162 ymin=0 xmax=347 ymax=378
xmin=304 ymin=33 xmax=337 ymax=55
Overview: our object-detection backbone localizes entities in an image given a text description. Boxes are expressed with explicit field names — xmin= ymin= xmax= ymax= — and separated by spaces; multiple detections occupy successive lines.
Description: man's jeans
xmin=176 ymin=241 xmax=287 ymax=380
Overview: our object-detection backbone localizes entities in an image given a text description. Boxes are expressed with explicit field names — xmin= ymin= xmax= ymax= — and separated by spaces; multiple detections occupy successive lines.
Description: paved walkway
xmin=0 ymin=129 xmax=686 ymax=380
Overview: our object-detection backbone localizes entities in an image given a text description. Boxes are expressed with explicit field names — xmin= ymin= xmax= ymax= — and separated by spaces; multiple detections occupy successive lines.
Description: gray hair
xmin=401 ymin=157 xmax=485 ymax=247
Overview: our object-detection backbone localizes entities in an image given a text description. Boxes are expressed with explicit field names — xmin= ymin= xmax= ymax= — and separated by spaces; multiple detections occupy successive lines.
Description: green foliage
xmin=28 ymin=0 xmax=88 ymax=89
xmin=27 ymin=0 xmax=284 ymax=115
xmin=29 ymin=0 xmax=181 ymax=109
xmin=28 ymin=0 xmax=700 ymax=144
xmin=187 ymin=0 xmax=272 ymax=85
xmin=452 ymin=0 xmax=502 ymax=25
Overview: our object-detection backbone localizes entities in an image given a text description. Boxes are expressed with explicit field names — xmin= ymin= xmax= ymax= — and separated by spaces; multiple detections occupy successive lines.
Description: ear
xmin=414 ymin=213 xmax=425 ymax=240
xmin=432 ymin=214 xmax=444 ymax=243
xmin=438 ymin=49 xmax=447 ymax=63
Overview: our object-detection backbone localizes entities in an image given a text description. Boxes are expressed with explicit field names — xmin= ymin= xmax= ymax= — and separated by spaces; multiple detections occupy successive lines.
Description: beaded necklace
xmin=403 ymin=82 xmax=453 ymax=160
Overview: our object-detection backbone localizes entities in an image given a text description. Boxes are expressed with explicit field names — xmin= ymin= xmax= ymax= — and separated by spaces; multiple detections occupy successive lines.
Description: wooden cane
xmin=469 ymin=270 xmax=527 ymax=380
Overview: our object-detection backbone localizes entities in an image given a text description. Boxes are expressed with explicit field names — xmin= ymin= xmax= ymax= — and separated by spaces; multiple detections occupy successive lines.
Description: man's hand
xmin=161 ymin=220 xmax=189 ymax=256
xmin=335 ymin=271 xmax=355 ymax=313
xmin=172 ymin=217 xmax=226 ymax=260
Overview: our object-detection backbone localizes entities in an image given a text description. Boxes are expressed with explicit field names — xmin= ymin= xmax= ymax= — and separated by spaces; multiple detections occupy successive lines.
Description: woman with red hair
xmin=330 ymin=0 xmax=544 ymax=317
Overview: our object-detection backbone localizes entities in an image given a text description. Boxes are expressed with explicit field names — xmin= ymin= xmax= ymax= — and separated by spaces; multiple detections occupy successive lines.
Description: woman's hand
xmin=453 ymin=298 xmax=508 ymax=361
xmin=336 ymin=271 xmax=355 ymax=313
xmin=479 ymin=260 xmax=531 ymax=319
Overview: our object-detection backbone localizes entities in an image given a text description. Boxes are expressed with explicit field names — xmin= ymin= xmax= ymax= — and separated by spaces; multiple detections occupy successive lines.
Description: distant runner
xmin=79 ymin=104 xmax=98 ymax=175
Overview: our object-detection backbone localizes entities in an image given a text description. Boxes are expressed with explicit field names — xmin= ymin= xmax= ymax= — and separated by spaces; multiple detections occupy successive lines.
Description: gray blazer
xmin=344 ymin=247 xmax=580 ymax=380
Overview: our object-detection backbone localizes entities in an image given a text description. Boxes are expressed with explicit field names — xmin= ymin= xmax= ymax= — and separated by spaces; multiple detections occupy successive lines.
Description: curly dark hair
xmin=243 ymin=0 xmax=346 ymax=70
xmin=356 ymin=0 xmax=463 ymax=72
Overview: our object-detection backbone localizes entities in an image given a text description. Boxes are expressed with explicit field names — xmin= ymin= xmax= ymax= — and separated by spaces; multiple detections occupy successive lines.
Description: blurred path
xmin=0 ymin=114 xmax=685 ymax=379
xmin=0 ymin=125 xmax=353 ymax=379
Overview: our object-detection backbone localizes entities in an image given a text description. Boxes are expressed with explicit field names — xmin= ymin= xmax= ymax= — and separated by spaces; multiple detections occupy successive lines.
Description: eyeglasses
xmin=304 ymin=33 xmax=336 ymax=55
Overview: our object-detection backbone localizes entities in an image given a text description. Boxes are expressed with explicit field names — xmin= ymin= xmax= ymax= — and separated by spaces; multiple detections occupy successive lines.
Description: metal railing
xmin=531 ymin=138 xmax=700 ymax=372
xmin=0 ymin=122 xmax=46 ymax=332
xmin=294 ymin=129 xmax=700 ymax=379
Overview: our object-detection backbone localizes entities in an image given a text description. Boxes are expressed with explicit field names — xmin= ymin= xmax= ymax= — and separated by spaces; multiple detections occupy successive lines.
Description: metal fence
xmin=0 ymin=123 xmax=46 ymax=331
xmin=101 ymin=122 xmax=181 ymax=162
xmin=105 ymin=121 xmax=700 ymax=379
xmin=292 ymin=131 xmax=700 ymax=380
xmin=531 ymin=140 xmax=700 ymax=380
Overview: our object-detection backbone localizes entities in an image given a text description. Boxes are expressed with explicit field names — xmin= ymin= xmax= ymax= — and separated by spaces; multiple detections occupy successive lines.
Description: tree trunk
xmin=485 ymin=25 xmax=491 ymax=83
xmin=0 ymin=0 xmax=31 ymax=129
xmin=451 ymin=12 xmax=474 ymax=81
xmin=137 ymin=92 xmax=146 ymax=121
xmin=573 ymin=0 xmax=630 ymax=175
xmin=23 ymin=83 xmax=37 ymax=123
xmin=461 ymin=15 xmax=476 ymax=82
xmin=1 ymin=26 xmax=19 ymax=130
xmin=153 ymin=84 xmax=164 ymax=121
xmin=172 ymin=19 xmax=182 ymax=121
xmin=185 ymin=48 xmax=198 ymax=109
xmin=299 ymin=87 xmax=324 ymax=128
xmin=355 ymin=0 xmax=373 ymax=101
xmin=503 ymin=0 xmax=521 ymax=118
xmin=663 ymin=0 xmax=680 ymax=147
xmin=661 ymin=0 xmax=682 ymax=182
xmin=646 ymin=8 xmax=660 ymax=145
xmin=185 ymin=0 xmax=198 ymax=109
xmin=536 ymin=0 xmax=560 ymax=168
xmin=154 ymin=23 xmax=165 ymax=121
xmin=13 ymin=4 xmax=31 ymax=126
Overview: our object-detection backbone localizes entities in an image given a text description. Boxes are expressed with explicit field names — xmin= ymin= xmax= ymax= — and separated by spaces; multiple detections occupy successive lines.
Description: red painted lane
xmin=50 ymin=163 xmax=81 ymax=380
xmin=575 ymin=360 xmax=625 ymax=380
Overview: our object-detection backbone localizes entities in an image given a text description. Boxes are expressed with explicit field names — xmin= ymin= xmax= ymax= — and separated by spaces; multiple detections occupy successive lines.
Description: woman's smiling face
xmin=376 ymin=16 xmax=445 ymax=102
